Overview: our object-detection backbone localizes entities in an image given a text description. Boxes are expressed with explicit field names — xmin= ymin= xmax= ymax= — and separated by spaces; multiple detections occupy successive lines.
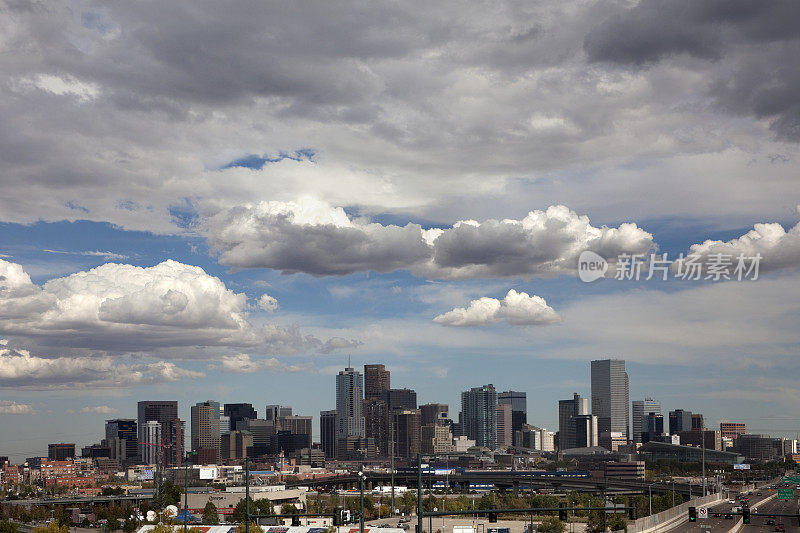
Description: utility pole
xmin=359 ymin=466 xmax=365 ymax=533
xmin=245 ymin=457 xmax=250 ymax=533
xmin=391 ymin=423 xmax=395 ymax=518
xmin=417 ymin=454 xmax=423 ymax=533
xmin=702 ymin=431 xmax=706 ymax=497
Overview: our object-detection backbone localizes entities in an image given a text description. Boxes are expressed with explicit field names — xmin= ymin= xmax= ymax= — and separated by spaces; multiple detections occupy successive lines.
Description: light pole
xmin=648 ymin=483 xmax=656 ymax=516
xmin=359 ymin=466 xmax=366 ymax=533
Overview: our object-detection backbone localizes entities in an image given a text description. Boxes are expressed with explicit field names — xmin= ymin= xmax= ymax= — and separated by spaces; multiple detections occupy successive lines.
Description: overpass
xmin=286 ymin=471 xmax=701 ymax=497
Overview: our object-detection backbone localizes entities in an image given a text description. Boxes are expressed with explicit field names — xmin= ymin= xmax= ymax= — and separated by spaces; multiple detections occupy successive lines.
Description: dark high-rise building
xmin=48 ymin=443 xmax=75 ymax=461
xmin=277 ymin=415 xmax=313 ymax=452
xmin=591 ymin=359 xmax=630 ymax=441
xmin=393 ymin=409 xmax=421 ymax=458
xmin=642 ymin=413 xmax=664 ymax=443
xmin=224 ymin=403 xmax=257 ymax=431
xmin=498 ymin=391 xmax=526 ymax=436
xmin=245 ymin=419 xmax=274 ymax=457
xmin=691 ymin=413 xmax=704 ymax=431
xmin=364 ymin=364 xmax=390 ymax=399
xmin=105 ymin=419 xmax=138 ymax=465
xmin=381 ymin=388 xmax=417 ymax=411
xmin=669 ymin=409 xmax=693 ymax=435
xmin=632 ymin=399 xmax=661 ymax=444
xmin=164 ymin=418 xmax=185 ymax=467
xmin=320 ymin=410 xmax=337 ymax=459
xmin=265 ymin=405 xmax=292 ymax=423
xmin=191 ymin=400 xmax=221 ymax=464
xmin=558 ymin=393 xmax=588 ymax=450
xmin=137 ymin=401 xmax=180 ymax=466
xmin=573 ymin=414 xmax=598 ymax=448
xmin=364 ymin=398 xmax=389 ymax=456
xmin=461 ymin=384 xmax=497 ymax=449
xmin=420 ymin=403 xmax=449 ymax=427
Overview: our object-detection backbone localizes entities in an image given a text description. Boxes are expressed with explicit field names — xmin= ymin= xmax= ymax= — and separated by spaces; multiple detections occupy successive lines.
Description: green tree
xmin=235 ymin=522 xmax=263 ymax=533
xmin=0 ymin=520 xmax=19 ymax=533
xmin=123 ymin=517 xmax=138 ymax=533
xmin=537 ymin=516 xmax=565 ymax=533
xmin=607 ymin=514 xmax=627 ymax=532
xmin=399 ymin=492 xmax=417 ymax=515
xmin=202 ymin=502 xmax=219 ymax=525
xmin=33 ymin=522 xmax=69 ymax=533
xmin=233 ymin=498 xmax=273 ymax=523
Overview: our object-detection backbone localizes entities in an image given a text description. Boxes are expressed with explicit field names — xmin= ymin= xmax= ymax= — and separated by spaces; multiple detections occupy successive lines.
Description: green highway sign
xmin=777 ymin=489 xmax=794 ymax=500
xmin=782 ymin=476 xmax=800 ymax=483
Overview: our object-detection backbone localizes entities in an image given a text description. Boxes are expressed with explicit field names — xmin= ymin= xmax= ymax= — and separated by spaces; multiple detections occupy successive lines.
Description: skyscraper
xmin=632 ymin=398 xmax=661 ymax=444
xmin=573 ymin=414 xmax=599 ymax=448
xmin=191 ymin=400 xmax=221 ymax=464
xmin=691 ymin=413 xmax=704 ymax=431
xmin=137 ymin=401 xmax=180 ymax=466
xmin=591 ymin=359 xmax=630 ymax=441
xmin=364 ymin=364 xmax=390 ymax=399
xmin=558 ymin=393 xmax=589 ymax=450
xmin=498 ymin=391 xmax=527 ymax=436
xmin=105 ymin=419 xmax=138 ymax=465
xmin=336 ymin=367 xmax=365 ymax=440
xmin=420 ymin=403 xmax=449 ymax=427
xmin=668 ymin=409 xmax=692 ymax=435
xmin=393 ymin=409 xmax=421 ymax=458
xmin=141 ymin=421 xmax=162 ymax=465
xmin=320 ymin=410 xmax=337 ymax=459
xmin=224 ymin=403 xmax=257 ymax=431
xmin=48 ymin=443 xmax=75 ymax=461
xmin=461 ymin=384 xmax=497 ymax=449
xmin=265 ymin=405 xmax=292 ymax=423
xmin=496 ymin=403 xmax=513 ymax=447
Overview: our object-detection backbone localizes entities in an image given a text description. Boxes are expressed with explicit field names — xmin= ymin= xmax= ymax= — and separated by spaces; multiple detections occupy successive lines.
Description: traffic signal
xmin=291 ymin=508 xmax=300 ymax=527
xmin=559 ymin=503 xmax=567 ymax=521
xmin=488 ymin=512 xmax=498 ymax=523
xmin=343 ymin=510 xmax=351 ymax=524
xmin=333 ymin=508 xmax=342 ymax=526
xmin=688 ymin=507 xmax=697 ymax=522
xmin=742 ymin=508 xmax=750 ymax=524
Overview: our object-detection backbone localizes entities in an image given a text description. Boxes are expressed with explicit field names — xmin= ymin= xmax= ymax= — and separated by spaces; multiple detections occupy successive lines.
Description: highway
xmin=747 ymin=490 xmax=800 ymax=533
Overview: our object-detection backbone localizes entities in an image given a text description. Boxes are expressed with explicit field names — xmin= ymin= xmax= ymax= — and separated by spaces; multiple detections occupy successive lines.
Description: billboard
xmin=733 ymin=464 xmax=750 ymax=470
xmin=199 ymin=467 xmax=217 ymax=479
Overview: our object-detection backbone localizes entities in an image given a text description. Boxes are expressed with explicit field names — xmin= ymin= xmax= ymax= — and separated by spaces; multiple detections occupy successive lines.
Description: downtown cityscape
xmin=2 ymin=1 xmax=800 ymax=533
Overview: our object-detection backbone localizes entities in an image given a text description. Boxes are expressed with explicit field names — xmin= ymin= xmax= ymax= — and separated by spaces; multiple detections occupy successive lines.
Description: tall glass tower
xmin=336 ymin=367 xmax=365 ymax=440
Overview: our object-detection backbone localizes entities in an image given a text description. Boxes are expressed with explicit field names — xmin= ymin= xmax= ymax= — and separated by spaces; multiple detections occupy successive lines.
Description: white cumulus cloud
xmin=214 ymin=353 xmax=315 ymax=374
xmin=206 ymin=200 xmax=655 ymax=279
xmin=0 ymin=258 xmax=354 ymax=354
xmin=257 ymin=294 xmax=279 ymax=312
xmin=0 ymin=343 xmax=204 ymax=390
xmin=0 ymin=400 xmax=37 ymax=415
xmin=433 ymin=289 xmax=561 ymax=327
xmin=80 ymin=405 xmax=119 ymax=414
xmin=678 ymin=216 xmax=800 ymax=276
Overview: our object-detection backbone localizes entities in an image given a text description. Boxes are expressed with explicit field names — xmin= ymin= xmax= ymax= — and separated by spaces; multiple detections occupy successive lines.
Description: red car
xmin=775 ymin=523 xmax=785 ymax=532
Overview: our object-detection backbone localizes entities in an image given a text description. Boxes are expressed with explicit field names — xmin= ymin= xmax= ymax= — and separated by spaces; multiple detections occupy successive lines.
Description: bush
xmin=537 ymin=516 xmax=565 ymax=533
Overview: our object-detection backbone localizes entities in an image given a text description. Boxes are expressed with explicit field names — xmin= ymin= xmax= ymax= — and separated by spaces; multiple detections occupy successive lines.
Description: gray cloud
xmin=207 ymin=199 xmax=655 ymax=279
xmin=584 ymin=0 xmax=800 ymax=140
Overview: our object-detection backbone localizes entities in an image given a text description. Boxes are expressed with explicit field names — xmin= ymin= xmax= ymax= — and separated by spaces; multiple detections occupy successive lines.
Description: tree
xmin=399 ymin=492 xmax=417 ymax=515
xmin=537 ymin=516 xmax=565 ymax=533
xmin=607 ymin=514 xmax=627 ymax=532
xmin=123 ymin=517 xmax=138 ymax=533
xmin=0 ymin=520 xmax=19 ymax=533
xmin=202 ymin=502 xmax=219 ymax=525
xmin=33 ymin=522 xmax=69 ymax=533
xmin=236 ymin=522 xmax=263 ymax=533
xmin=233 ymin=498 xmax=273 ymax=523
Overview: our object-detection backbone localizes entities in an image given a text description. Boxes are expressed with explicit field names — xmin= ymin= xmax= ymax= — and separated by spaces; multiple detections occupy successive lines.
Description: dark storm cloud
xmin=584 ymin=0 xmax=800 ymax=140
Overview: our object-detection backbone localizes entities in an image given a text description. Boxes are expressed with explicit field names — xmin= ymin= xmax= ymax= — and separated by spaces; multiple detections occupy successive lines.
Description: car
xmin=729 ymin=499 xmax=736 ymax=504
xmin=713 ymin=513 xmax=721 ymax=518
xmin=725 ymin=514 xmax=733 ymax=519
xmin=758 ymin=492 xmax=763 ymax=496
xmin=775 ymin=524 xmax=785 ymax=532
xmin=766 ymin=519 xmax=775 ymax=525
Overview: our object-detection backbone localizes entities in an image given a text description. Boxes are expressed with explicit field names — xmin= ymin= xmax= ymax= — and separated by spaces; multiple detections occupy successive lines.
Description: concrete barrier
xmin=622 ymin=492 xmax=724 ymax=533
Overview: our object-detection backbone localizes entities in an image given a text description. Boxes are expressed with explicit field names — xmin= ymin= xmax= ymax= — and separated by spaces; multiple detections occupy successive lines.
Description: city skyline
xmin=2 ymin=1 xmax=800 ymax=464
xmin=0 ymin=358 xmax=786 ymax=464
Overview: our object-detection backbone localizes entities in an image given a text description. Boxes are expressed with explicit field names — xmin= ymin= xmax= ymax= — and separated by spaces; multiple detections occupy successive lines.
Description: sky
xmin=2 ymin=0 xmax=800 ymax=462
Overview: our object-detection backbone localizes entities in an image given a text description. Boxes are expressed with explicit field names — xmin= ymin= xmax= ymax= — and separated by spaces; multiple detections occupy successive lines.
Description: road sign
xmin=777 ymin=489 xmax=794 ymax=500
xmin=698 ymin=507 xmax=708 ymax=519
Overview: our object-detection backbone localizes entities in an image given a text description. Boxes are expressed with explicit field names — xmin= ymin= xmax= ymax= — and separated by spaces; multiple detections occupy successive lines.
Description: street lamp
xmin=648 ymin=483 xmax=656 ymax=516
xmin=358 ymin=467 xmax=366 ymax=533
